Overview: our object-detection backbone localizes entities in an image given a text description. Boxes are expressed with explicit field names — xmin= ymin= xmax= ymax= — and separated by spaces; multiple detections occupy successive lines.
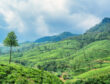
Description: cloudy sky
xmin=0 ymin=0 xmax=110 ymax=43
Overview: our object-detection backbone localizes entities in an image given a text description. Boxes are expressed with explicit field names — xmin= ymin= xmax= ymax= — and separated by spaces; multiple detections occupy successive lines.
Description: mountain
xmin=35 ymin=32 xmax=79 ymax=43
xmin=86 ymin=17 xmax=110 ymax=33
xmin=1 ymin=17 xmax=110 ymax=84
xmin=68 ymin=17 xmax=110 ymax=45
xmin=85 ymin=17 xmax=110 ymax=42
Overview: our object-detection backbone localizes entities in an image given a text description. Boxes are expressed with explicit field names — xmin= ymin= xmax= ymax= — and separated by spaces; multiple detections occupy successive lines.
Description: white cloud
xmin=35 ymin=16 xmax=51 ymax=36
xmin=0 ymin=0 xmax=26 ymax=33
xmin=79 ymin=16 xmax=100 ymax=29
xmin=0 ymin=0 xmax=109 ymax=41
xmin=58 ymin=13 xmax=101 ymax=33
xmin=0 ymin=0 xmax=69 ymax=35
xmin=73 ymin=13 xmax=101 ymax=30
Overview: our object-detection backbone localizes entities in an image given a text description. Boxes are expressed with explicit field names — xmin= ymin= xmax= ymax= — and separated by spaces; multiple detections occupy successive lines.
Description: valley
xmin=1 ymin=18 xmax=110 ymax=84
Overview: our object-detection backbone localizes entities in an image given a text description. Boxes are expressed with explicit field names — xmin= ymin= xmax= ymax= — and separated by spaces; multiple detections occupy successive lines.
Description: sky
xmin=0 ymin=0 xmax=110 ymax=43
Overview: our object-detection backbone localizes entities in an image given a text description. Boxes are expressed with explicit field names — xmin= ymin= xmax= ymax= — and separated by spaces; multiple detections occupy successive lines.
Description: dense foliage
xmin=66 ymin=66 xmax=110 ymax=84
xmin=0 ymin=64 xmax=63 ymax=84
xmin=3 ymin=31 xmax=18 ymax=64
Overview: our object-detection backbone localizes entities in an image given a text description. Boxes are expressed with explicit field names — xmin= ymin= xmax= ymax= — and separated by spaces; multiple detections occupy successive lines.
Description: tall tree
xmin=3 ymin=31 xmax=18 ymax=64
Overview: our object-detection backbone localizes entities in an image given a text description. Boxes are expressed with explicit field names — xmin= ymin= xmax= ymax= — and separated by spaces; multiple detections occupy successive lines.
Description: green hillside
xmin=0 ymin=39 xmax=81 ymax=71
xmin=66 ymin=66 xmax=110 ymax=84
xmin=1 ymin=18 xmax=110 ymax=84
xmin=1 ymin=39 xmax=110 ymax=81
xmin=0 ymin=64 xmax=63 ymax=84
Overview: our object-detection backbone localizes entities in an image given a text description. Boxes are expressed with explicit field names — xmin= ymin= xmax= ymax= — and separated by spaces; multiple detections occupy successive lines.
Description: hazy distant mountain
xmin=83 ymin=17 xmax=110 ymax=41
xmin=86 ymin=17 xmax=110 ymax=33
xmin=66 ymin=17 xmax=110 ymax=45
xmin=35 ymin=32 xmax=79 ymax=43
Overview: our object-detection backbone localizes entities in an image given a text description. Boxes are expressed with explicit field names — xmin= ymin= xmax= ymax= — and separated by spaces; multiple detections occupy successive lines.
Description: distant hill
xmin=1 ymin=17 xmax=110 ymax=84
xmin=35 ymin=32 xmax=79 ymax=43
xmin=86 ymin=17 xmax=110 ymax=33
xmin=84 ymin=17 xmax=110 ymax=42
xmin=68 ymin=17 xmax=110 ymax=45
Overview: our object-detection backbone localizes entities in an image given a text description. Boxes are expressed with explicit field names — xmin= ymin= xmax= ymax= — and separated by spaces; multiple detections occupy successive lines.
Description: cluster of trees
xmin=37 ymin=61 xmax=70 ymax=72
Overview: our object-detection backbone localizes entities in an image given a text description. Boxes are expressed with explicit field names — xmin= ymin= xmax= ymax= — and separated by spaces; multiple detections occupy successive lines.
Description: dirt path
xmin=59 ymin=77 xmax=66 ymax=82
xmin=104 ymin=60 xmax=110 ymax=63
xmin=59 ymin=72 xmax=67 ymax=82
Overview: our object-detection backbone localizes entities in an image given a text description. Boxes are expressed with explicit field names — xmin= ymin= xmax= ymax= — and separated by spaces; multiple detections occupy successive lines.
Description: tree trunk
xmin=9 ymin=46 xmax=12 ymax=64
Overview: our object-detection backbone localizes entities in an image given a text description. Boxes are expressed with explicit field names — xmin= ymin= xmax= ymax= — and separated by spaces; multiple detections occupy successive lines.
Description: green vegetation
xmin=1 ymin=18 xmax=110 ymax=84
xmin=0 ymin=64 xmax=63 ymax=84
xmin=0 ymin=39 xmax=81 ymax=72
xmin=66 ymin=66 xmax=110 ymax=84
xmin=3 ymin=31 xmax=18 ymax=64
xmin=35 ymin=32 xmax=78 ymax=43
xmin=1 ymin=39 xmax=110 ymax=83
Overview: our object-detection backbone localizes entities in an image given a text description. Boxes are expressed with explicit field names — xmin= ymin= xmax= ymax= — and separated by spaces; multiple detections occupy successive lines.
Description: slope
xmin=35 ymin=32 xmax=79 ymax=43
xmin=1 ymin=40 xmax=110 ymax=76
xmin=1 ymin=17 xmax=110 ymax=83
xmin=0 ymin=39 xmax=81 ymax=72
xmin=68 ymin=17 xmax=110 ymax=45
xmin=66 ymin=66 xmax=110 ymax=84
xmin=0 ymin=64 xmax=63 ymax=84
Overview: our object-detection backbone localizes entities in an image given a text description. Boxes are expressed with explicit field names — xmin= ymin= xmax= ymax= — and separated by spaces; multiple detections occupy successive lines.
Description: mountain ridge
xmin=1 ymin=17 xmax=110 ymax=84
xmin=34 ymin=32 xmax=79 ymax=43
xmin=86 ymin=17 xmax=110 ymax=33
